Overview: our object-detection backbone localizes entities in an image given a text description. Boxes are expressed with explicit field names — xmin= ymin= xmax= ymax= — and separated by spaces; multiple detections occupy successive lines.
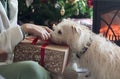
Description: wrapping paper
xmin=14 ymin=36 xmax=69 ymax=73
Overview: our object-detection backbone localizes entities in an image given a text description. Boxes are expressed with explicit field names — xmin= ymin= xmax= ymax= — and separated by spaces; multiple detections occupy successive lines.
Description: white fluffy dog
xmin=50 ymin=19 xmax=120 ymax=79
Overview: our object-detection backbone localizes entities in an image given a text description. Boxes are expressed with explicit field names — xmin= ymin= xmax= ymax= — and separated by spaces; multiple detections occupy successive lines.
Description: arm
xmin=0 ymin=0 xmax=52 ymax=54
xmin=0 ymin=26 xmax=23 ymax=53
xmin=0 ymin=23 xmax=52 ymax=53
xmin=21 ymin=23 xmax=52 ymax=40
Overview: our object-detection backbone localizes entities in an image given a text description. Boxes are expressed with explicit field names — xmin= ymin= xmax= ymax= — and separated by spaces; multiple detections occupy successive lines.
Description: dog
xmin=50 ymin=19 xmax=120 ymax=79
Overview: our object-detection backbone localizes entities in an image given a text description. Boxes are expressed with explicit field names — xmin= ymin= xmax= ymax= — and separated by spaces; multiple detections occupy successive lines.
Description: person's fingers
xmin=44 ymin=27 xmax=53 ymax=33
xmin=36 ymin=27 xmax=51 ymax=40
xmin=45 ymin=32 xmax=51 ymax=38
xmin=41 ymin=34 xmax=45 ymax=41
xmin=42 ymin=32 xmax=51 ymax=40
xmin=37 ymin=31 xmax=49 ymax=40
xmin=43 ymin=33 xmax=48 ymax=40
xmin=23 ymin=24 xmax=51 ymax=40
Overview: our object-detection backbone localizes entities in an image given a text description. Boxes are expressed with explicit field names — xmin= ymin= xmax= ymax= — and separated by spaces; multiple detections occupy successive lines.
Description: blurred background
xmin=18 ymin=0 xmax=93 ymax=27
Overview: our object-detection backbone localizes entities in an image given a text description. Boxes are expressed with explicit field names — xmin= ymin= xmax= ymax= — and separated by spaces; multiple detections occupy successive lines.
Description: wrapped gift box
xmin=14 ymin=36 xmax=69 ymax=73
xmin=0 ymin=52 xmax=8 ymax=62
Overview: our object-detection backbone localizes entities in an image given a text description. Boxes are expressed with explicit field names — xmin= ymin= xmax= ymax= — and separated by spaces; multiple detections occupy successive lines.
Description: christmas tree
xmin=18 ymin=0 xmax=93 ymax=26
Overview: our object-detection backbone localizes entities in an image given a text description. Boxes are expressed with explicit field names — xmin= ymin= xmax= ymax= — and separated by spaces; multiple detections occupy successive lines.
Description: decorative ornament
xmin=26 ymin=0 xmax=33 ymax=7
xmin=60 ymin=6 xmax=65 ymax=16
xmin=66 ymin=0 xmax=68 ymax=3
xmin=75 ymin=9 xmax=79 ymax=15
xmin=55 ymin=3 xmax=60 ymax=9
xmin=87 ymin=0 xmax=93 ymax=8
xmin=69 ymin=0 xmax=79 ymax=4
xmin=30 ymin=6 xmax=34 ymax=13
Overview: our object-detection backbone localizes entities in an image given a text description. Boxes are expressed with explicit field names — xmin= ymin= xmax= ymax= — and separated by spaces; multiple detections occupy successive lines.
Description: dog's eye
xmin=58 ymin=30 xmax=62 ymax=34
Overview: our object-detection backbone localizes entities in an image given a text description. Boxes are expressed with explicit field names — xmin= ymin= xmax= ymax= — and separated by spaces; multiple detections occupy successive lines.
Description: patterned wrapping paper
xmin=13 ymin=36 xmax=69 ymax=73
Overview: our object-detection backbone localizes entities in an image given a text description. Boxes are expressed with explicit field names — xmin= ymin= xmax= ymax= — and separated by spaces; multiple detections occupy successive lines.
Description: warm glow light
xmin=100 ymin=25 xmax=120 ymax=40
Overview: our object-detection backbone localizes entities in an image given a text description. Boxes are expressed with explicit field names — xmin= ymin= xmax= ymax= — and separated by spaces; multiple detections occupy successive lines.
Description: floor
xmin=63 ymin=69 xmax=91 ymax=79
xmin=52 ymin=67 xmax=92 ymax=79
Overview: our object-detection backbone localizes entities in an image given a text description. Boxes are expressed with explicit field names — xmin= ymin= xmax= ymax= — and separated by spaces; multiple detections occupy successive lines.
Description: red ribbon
xmin=31 ymin=37 xmax=49 ymax=66
xmin=31 ymin=37 xmax=39 ymax=45
xmin=0 ymin=52 xmax=8 ymax=62
xmin=40 ymin=43 xmax=48 ymax=66
xmin=31 ymin=37 xmax=70 ymax=72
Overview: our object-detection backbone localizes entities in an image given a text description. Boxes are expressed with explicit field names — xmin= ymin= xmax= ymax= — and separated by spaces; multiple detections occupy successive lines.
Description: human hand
xmin=21 ymin=23 xmax=52 ymax=40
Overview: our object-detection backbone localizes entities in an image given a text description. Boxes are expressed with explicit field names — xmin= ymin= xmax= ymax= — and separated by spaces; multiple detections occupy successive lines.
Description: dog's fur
xmin=50 ymin=19 xmax=120 ymax=79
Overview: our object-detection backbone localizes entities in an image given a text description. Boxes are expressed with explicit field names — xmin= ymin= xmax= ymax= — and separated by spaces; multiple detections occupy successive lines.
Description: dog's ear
xmin=72 ymin=25 xmax=81 ymax=34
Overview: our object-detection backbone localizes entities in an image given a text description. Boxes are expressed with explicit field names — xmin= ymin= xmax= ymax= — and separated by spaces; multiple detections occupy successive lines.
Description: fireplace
xmin=93 ymin=0 xmax=120 ymax=46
